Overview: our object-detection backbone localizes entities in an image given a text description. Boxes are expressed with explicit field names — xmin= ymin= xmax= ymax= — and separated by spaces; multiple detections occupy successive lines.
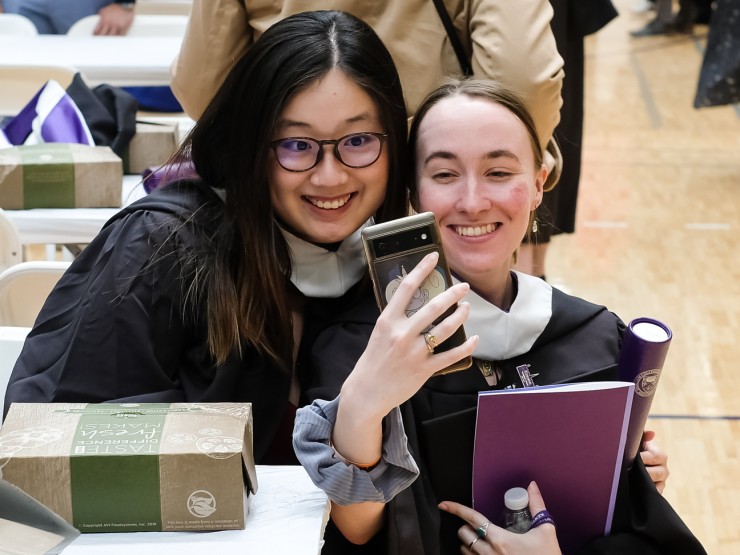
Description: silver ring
xmin=468 ymin=536 xmax=480 ymax=552
xmin=476 ymin=521 xmax=490 ymax=538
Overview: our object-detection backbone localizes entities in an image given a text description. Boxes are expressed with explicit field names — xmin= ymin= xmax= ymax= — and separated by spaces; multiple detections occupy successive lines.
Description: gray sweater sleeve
xmin=292 ymin=396 xmax=419 ymax=505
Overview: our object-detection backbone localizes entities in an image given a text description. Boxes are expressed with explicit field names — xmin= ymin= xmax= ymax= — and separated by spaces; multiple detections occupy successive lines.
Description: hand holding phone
xmin=362 ymin=212 xmax=472 ymax=375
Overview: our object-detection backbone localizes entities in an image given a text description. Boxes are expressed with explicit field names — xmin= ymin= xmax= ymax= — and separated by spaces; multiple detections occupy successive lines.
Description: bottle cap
xmin=504 ymin=487 xmax=529 ymax=510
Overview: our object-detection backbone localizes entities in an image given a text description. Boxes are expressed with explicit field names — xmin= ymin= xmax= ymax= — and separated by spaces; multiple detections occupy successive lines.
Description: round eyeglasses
xmin=271 ymin=132 xmax=388 ymax=172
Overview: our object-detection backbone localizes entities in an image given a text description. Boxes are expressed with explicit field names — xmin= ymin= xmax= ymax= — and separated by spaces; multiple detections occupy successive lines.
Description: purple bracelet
xmin=529 ymin=509 xmax=556 ymax=530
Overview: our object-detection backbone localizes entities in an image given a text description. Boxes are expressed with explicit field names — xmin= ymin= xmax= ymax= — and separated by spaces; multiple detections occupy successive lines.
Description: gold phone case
xmin=362 ymin=212 xmax=472 ymax=375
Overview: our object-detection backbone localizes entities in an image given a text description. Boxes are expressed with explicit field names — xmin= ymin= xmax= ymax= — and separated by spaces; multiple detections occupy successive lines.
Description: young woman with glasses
xmin=4 ymin=12 xmax=473 ymax=476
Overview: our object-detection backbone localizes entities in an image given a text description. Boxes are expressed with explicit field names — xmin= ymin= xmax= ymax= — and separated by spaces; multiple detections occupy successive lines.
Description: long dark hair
xmin=174 ymin=11 xmax=408 ymax=369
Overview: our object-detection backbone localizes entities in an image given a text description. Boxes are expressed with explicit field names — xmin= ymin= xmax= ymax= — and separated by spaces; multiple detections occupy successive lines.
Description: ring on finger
xmin=468 ymin=536 xmax=480 ymax=552
xmin=476 ymin=521 xmax=490 ymax=538
xmin=423 ymin=332 xmax=438 ymax=354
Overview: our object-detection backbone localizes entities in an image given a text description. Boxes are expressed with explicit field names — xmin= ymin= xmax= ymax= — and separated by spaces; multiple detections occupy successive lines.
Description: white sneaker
xmin=631 ymin=0 xmax=654 ymax=13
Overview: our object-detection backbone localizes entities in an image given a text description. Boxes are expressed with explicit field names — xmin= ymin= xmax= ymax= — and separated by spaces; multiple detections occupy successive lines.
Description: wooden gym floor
xmin=547 ymin=1 xmax=739 ymax=553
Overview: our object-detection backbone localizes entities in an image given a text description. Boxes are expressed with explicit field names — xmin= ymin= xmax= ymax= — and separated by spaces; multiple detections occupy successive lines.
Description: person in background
xmin=4 ymin=11 xmax=415 ymax=470
xmin=516 ymin=0 xmax=618 ymax=280
xmin=293 ymin=79 xmax=699 ymax=554
xmin=2 ymin=0 xmax=134 ymax=35
xmin=694 ymin=0 xmax=740 ymax=108
xmin=2 ymin=0 xmax=182 ymax=111
xmin=630 ymin=0 xmax=713 ymax=36
xmin=170 ymin=0 xmax=565 ymax=196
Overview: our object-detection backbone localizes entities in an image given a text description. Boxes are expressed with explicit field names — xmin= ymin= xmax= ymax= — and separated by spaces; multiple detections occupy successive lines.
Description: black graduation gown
xmin=306 ymin=287 xmax=706 ymax=555
xmin=3 ymin=180 xmax=365 ymax=465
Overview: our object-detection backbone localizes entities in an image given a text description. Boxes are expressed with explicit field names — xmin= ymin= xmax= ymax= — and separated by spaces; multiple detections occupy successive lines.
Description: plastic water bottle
xmin=503 ymin=487 xmax=532 ymax=533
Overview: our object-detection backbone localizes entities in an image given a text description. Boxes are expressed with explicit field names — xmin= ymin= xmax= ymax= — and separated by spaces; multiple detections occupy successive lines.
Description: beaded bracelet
xmin=329 ymin=438 xmax=381 ymax=471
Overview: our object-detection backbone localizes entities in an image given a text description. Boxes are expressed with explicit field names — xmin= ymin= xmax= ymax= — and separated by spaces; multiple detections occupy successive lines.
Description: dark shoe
xmin=630 ymin=17 xmax=694 ymax=37
xmin=630 ymin=18 xmax=673 ymax=37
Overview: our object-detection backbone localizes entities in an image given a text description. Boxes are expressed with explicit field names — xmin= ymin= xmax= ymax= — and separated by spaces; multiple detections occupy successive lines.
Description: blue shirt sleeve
xmin=292 ymin=396 xmax=419 ymax=505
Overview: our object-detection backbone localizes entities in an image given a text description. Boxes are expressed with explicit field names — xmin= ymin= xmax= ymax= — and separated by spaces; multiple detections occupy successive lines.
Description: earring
xmin=532 ymin=219 xmax=538 ymax=234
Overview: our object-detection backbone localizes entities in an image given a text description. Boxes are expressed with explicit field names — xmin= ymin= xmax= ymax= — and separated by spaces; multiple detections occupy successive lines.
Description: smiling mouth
xmin=454 ymin=223 xmax=500 ymax=237
xmin=305 ymin=193 xmax=353 ymax=210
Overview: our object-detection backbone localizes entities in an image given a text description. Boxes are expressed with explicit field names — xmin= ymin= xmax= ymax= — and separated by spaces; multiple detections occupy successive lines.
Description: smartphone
xmin=362 ymin=212 xmax=472 ymax=375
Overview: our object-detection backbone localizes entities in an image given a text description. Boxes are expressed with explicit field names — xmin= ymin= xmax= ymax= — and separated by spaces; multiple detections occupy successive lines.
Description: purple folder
xmin=473 ymin=382 xmax=633 ymax=554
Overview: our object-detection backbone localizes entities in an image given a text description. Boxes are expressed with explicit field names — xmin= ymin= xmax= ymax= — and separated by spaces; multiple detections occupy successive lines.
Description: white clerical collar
xmin=455 ymin=271 xmax=553 ymax=360
xmin=279 ymin=220 xmax=371 ymax=298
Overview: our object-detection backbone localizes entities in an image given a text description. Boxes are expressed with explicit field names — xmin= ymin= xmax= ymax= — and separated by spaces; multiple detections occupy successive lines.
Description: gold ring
xmin=468 ymin=536 xmax=480 ymax=552
xmin=423 ymin=332 xmax=437 ymax=354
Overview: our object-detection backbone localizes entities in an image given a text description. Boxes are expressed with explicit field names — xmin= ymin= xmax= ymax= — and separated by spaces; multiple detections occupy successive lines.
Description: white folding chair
xmin=0 ymin=13 xmax=38 ymax=36
xmin=0 ymin=64 xmax=78 ymax=116
xmin=0 ymin=326 xmax=30 ymax=416
xmin=67 ymin=14 xmax=188 ymax=37
xmin=0 ymin=261 xmax=70 ymax=327
xmin=0 ymin=209 xmax=23 ymax=273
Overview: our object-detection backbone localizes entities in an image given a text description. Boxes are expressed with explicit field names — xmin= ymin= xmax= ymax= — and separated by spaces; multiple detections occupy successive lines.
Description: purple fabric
xmin=0 ymin=82 xmax=94 ymax=147
xmin=40 ymin=94 xmax=94 ymax=145
xmin=2 ymin=87 xmax=44 ymax=145
xmin=142 ymin=161 xmax=198 ymax=193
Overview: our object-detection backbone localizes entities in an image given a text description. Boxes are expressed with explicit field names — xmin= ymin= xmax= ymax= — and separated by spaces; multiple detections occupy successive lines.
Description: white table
xmin=0 ymin=36 xmax=183 ymax=87
xmin=64 ymin=465 xmax=330 ymax=555
xmin=0 ymin=326 xmax=30 ymax=412
xmin=6 ymin=175 xmax=145 ymax=246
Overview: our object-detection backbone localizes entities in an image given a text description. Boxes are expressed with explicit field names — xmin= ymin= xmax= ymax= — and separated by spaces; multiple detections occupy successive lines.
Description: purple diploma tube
xmin=618 ymin=318 xmax=672 ymax=469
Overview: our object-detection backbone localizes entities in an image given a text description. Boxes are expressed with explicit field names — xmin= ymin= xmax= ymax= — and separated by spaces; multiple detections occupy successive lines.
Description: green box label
xmin=69 ymin=404 xmax=170 ymax=532
xmin=20 ymin=144 xmax=75 ymax=208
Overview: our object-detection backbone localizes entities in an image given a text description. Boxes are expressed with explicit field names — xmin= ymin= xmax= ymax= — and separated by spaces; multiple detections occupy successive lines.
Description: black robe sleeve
xmin=580 ymin=458 xmax=707 ymax=555
xmin=3 ymin=184 xmax=222 ymax=417
xmin=300 ymin=287 xmax=379 ymax=405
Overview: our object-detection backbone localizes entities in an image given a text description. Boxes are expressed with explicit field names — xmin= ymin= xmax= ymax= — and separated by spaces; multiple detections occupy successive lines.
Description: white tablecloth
xmin=6 ymin=176 xmax=145 ymax=245
xmin=64 ymin=465 xmax=330 ymax=555
xmin=0 ymin=326 xmax=30 ymax=410
xmin=0 ymin=36 xmax=183 ymax=87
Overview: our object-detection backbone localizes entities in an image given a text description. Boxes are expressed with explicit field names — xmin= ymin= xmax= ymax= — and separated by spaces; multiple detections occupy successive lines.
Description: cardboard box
xmin=123 ymin=122 xmax=179 ymax=174
xmin=0 ymin=144 xmax=122 ymax=209
xmin=0 ymin=403 xmax=257 ymax=533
